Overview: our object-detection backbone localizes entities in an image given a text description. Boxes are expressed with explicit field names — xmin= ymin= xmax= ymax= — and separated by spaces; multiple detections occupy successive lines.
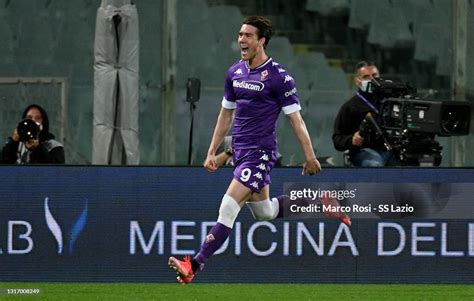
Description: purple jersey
xmin=222 ymin=58 xmax=301 ymax=151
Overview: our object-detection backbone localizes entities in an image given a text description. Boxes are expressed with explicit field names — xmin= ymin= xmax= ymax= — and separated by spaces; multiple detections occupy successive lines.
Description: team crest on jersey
xmin=260 ymin=70 xmax=268 ymax=80
xmin=234 ymin=68 xmax=243 ymax=75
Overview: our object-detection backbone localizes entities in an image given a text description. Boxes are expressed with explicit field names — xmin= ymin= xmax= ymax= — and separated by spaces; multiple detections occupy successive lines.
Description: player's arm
xmin=204 ymin=107 xmax=234 ymax=172
xmin=287 ymin=111 xmax=321 ymax=175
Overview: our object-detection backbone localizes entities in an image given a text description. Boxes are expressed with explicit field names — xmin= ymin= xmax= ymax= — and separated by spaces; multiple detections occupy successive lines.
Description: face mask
xmin=359 ymin=79 xmax=373 ymax=93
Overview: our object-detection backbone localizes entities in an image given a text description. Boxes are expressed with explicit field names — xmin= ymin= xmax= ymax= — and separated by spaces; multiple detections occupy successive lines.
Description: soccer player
xmin=168 ymin=16 xmax=321 ymax=284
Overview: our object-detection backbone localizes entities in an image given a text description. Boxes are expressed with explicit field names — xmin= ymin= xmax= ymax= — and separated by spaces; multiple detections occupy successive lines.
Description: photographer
xmin=1 ymin=104 xmax=65 ymax=164
xmin=333 ymin=61 xmax=395 ymax=167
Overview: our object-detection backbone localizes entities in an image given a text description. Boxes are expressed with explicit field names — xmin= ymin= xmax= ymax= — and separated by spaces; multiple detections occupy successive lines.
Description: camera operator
xmin=1 ymin=104 xmax=65 ymax=164
xmin=333 ymin=61 xmax=396 ymax=167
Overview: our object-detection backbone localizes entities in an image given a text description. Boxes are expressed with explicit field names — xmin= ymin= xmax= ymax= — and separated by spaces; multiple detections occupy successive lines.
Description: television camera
xmin=359 ymin=78 xmax=471 ymax=166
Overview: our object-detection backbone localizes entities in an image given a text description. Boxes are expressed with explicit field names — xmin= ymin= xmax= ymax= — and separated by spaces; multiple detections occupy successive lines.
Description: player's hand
xmin=204 ymin=154 xmax=219 ymax=172
xmin=352 ymin=131 xmax=364 ymax=146
xmin=302 ymin=157 xmax=321 ymax=176
xmin=24 ymin=139 xmax=40 ymax=150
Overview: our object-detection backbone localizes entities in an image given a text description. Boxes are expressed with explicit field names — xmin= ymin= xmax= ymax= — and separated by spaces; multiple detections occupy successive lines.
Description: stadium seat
xmin=291 ymin=52 xmax=331 ymax=91
xmin=348 ymin=0 xmax=377 ymax=30
xmin=305 ymin=0 xmax=350 ymax=17
xmin=267 ymin=36 xmax=295 ymax=65
xmin=277 ymin=116 xmax=306 ymax=165
xmin=413 ymin=0 xmax=452 ymax=74
xmin=176 ymin=0 xmax=217 ymax=88
xmin=312 ymin=67 xmax=350 ymax=91
xmin=393 ymin=0 xmax=430 ymax=29
xmin=208 ymin=5 xmax=242 ymax=72
xmin=367 ymin=0 xmax=413 ymax=48
xmin=304 ymin=89 xmax=352 ymax=165
xmin=293 ymin=52 xmax=330 ymax=73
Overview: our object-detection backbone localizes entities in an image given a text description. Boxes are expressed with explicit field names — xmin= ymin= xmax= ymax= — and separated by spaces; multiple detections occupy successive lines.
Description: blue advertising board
xmin=0 ymin=166 xmax=473 ymax=283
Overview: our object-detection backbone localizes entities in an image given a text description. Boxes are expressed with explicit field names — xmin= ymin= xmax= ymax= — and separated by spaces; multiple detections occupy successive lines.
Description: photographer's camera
xmin=17 ymin=119 xmax=40 ymax=142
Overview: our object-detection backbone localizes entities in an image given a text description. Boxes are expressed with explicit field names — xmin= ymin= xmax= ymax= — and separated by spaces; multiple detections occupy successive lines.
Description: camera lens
xmin=17 ymin=119 xmax=40 ymax=142
xmin=441 ymin=105 xmax=470 ymax=135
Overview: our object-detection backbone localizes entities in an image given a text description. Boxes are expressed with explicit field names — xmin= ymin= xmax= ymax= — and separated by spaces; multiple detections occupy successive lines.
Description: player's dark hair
xmin=355 ymin=61 xmax=377 ymax=75
xmin=242 ymin=16 xmax=274 ymax=48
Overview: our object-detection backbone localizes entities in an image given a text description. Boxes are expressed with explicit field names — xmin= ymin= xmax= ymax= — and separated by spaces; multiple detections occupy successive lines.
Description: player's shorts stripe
xmin=282 ymin=103 xmax=301 ymax=115
xmin=222 ymin=97 xmax=237 ymax=109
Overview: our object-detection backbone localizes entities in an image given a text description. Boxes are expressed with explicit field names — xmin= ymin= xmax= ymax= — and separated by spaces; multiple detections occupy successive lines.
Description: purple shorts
xmin=233 ymin=148 xmax=277 ymax=193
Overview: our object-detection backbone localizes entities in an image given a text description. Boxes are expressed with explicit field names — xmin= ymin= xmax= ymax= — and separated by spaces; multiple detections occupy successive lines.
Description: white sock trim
xmin=217 ymin=194 xmax=241 ymax=228
xmin=246 ymin=198 xmax=279 ymax=221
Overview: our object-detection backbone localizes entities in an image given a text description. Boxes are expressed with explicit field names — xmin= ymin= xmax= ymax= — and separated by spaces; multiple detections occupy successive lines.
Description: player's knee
xmin=253 ymin=213 xmax=274 ymax=221
xmin=247 ymin=198 xmax=279 ymax=221
xmin=217 ymin=194 xmax=241 ymax=228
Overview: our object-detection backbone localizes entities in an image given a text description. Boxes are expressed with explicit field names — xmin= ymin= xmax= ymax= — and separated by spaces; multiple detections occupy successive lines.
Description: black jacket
xmin=1 ymin=135 xmax=65 ymax=164
xmin=332 ymin=91 xmax=383 ymax=155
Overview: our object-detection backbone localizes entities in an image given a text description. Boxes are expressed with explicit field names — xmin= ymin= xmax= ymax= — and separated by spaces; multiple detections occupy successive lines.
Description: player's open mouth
xmin=240 ymin=46 xmax=249 ymax=54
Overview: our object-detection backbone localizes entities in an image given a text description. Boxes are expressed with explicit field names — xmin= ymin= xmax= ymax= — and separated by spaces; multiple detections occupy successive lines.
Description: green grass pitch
xmin=1 ymin=283 xmax=474 ymax=301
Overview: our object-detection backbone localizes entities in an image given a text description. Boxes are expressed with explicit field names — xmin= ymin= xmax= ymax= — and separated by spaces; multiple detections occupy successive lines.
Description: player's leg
xmin=189 ymin=149 xmax=273 ymax=273
xmin=240 ymin=149 xmax=287 ymax=221
xmin=169 ymin=178 xmax=251 ymax=284
xmin=246 ymin=185 xmax=279 ymax=220
xmin=192 ymin=179 xmax=251 ymax=267
xmin=246 ymin=185 xmax=301 ymax=220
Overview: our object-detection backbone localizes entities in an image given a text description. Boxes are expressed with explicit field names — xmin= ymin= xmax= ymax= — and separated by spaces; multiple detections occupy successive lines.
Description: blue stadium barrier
xmin=0 ymin=166 xmax=473 ymax=283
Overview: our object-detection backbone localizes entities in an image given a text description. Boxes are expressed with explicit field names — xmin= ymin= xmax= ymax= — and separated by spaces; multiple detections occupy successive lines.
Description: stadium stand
xmin=0 ymin=0 xmax=471 ymax=165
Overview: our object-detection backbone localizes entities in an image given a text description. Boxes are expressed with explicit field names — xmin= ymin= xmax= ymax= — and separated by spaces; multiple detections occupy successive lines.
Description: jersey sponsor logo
xmin=284 ymin=87 xmax=297 ymax=97
xmin=234 ymin=68 xmax=243 ymax=75
xmin=284 ymin=75 xmax=294 ymax=83
xmin=233 ymin=80 xmax=265 ymax=92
